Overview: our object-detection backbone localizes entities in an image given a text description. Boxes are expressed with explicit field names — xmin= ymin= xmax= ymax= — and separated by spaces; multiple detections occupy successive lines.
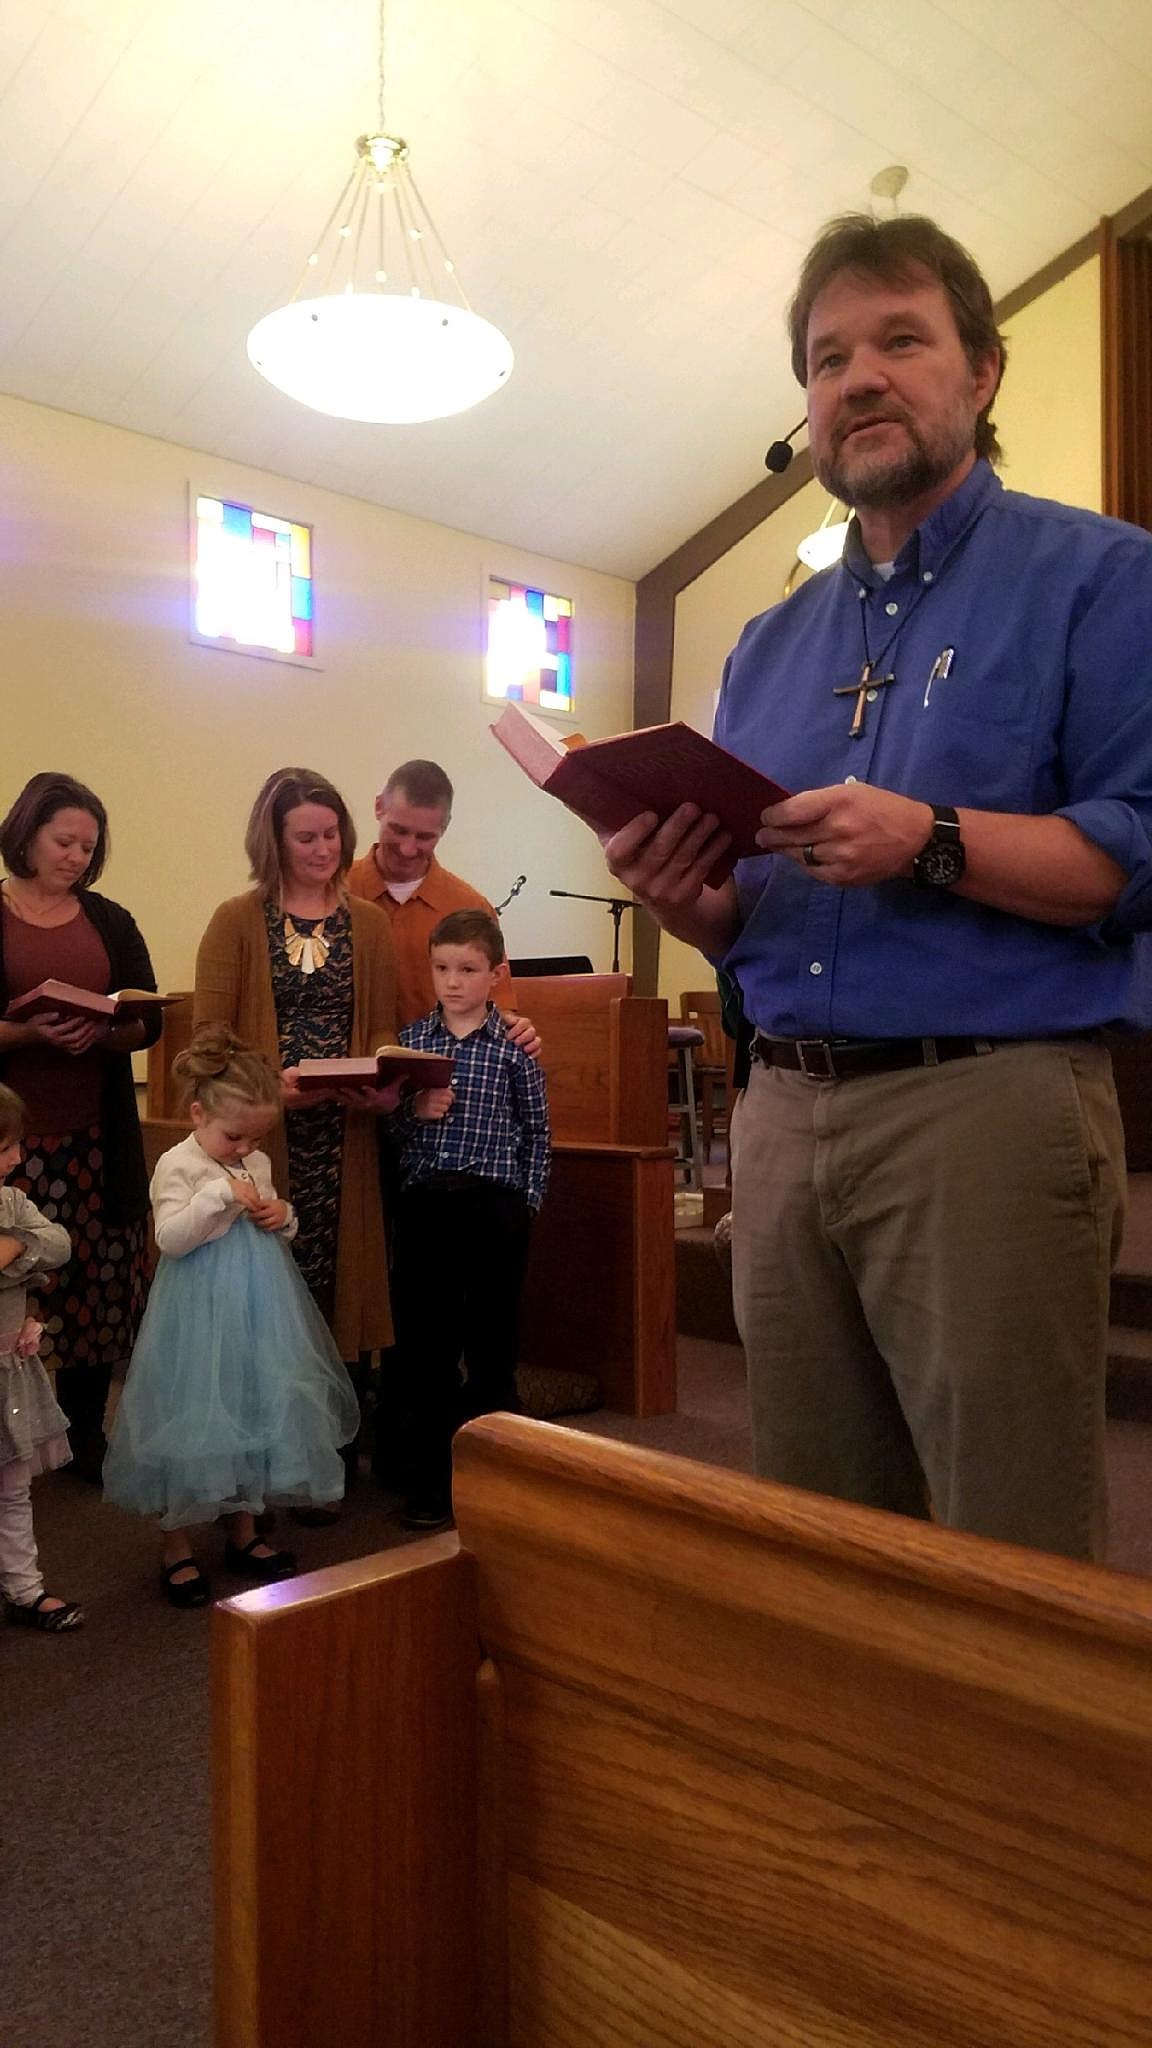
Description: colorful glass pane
xmin=486 ymin=576 xmax=573 ymax=711
xmin=194 ymin=495 xmax=315 ymax=659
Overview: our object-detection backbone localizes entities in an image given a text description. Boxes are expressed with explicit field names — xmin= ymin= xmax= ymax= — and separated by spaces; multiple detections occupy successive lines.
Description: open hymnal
xmin=294 ymin=1047 xmax=454 ymax=1094
xmin=5 ymin=980 xmax=178 ymax=1024
xmin=490 ymin=702 xmax=789 ymax=889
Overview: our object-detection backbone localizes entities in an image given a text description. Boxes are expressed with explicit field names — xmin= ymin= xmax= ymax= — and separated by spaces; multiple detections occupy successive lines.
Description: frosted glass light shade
xmin=796 ymin=519 xmax=850 ymax=570
xmin=247 ymin=292 xmax=514 ymax=424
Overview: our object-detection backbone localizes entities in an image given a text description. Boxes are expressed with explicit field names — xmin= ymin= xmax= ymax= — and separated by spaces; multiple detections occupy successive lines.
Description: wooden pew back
xmin=145 ymin=990 xmax=194 ymax=1118
xmin=215 ymin=1417 xmax=1152 ymax=2047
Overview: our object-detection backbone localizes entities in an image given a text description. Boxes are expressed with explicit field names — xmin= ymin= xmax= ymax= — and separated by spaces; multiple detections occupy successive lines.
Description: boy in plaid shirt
xmin=390 ymin=909 xmax=550 ymax=1529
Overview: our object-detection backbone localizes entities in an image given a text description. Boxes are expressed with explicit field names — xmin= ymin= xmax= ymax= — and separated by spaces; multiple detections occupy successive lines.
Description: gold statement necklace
xmin=282 ymin=913 xmax=331 ymax=975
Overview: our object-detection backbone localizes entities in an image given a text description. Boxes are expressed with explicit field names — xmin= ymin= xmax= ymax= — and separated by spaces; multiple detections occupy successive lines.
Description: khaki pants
xmin=729 ymin=1042 xmax=1126 ymax=1561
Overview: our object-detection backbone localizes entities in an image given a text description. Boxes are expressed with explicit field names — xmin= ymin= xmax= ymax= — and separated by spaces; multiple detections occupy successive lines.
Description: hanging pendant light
xmin=247 ymin=2 xmax=513 ymax=425
xmin=796 ymin=499 xmax=852 ymax=571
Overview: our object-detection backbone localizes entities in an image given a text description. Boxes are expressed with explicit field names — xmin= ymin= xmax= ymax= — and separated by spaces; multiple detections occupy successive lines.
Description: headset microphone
xmin=764 ymin=417 xmax=807 ymax=473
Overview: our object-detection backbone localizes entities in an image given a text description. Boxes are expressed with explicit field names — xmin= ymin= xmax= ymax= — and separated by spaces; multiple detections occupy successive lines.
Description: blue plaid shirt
xmin=393 ymin=1005 xmax=550 ymax=1211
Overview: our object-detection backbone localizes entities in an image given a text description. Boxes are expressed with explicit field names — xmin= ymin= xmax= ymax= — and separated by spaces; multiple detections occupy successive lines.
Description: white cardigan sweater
xmin=151 ymin=1133 xmax=298 ymax=1259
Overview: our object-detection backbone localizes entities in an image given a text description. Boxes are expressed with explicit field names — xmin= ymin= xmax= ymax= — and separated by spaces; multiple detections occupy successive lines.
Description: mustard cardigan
xmin=193 ymin=889 xmax=398 ymax=1359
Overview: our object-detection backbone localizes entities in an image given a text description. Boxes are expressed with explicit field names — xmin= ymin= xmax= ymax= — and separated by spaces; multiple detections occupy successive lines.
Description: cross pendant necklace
xmin=833 ymin=659 xmax=898 ymax=740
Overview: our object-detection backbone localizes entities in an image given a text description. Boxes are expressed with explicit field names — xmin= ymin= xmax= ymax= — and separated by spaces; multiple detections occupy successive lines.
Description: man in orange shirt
xmin=348 ymin=759 xmax=541 ymax=1052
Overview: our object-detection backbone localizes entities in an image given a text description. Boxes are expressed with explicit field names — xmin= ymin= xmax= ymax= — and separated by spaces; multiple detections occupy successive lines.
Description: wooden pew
xmin=508 ymin=973 xmax=675 ymax=1417
xmin=215 ymin=1416 xmax=1152 ymax=2048
xmin=141 ymin=978 xmax=677 ymax=1416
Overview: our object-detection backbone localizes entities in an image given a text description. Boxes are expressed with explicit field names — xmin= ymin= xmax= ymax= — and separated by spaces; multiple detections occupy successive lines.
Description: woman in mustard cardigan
xmin=193 ymin=769 xmax=399 ymax=1372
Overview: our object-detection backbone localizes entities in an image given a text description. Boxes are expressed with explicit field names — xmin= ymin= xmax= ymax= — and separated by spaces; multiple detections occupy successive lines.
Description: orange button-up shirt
xmin=346 ymin=848 xmax=514 ymax=1028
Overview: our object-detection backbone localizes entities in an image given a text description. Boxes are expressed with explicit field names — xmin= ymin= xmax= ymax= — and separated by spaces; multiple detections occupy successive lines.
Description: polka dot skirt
xmin=15 ymin=1123 xmax=150 ymax=1374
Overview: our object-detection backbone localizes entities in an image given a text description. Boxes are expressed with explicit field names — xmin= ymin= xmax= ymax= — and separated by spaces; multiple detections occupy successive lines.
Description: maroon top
xmin=1 ymin=902 xmax=111 ymax=1133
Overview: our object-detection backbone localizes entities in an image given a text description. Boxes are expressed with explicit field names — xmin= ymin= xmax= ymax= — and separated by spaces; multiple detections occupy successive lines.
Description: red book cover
xmin=295 ymin=1048 xmax=454 ymax=1094
xmin=5 ymin=980 xmax=175 ymax=1024
xmin=491 ymin=704 xmax=788 ymax=888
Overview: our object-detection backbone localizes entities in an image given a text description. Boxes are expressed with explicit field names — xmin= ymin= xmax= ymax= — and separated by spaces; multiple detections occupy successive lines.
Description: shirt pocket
xmin=909 ymin=650 xmax=1041 ymax=805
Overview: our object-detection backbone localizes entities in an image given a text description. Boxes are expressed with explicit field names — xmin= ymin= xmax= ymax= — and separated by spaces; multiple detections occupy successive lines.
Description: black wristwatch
xmin=913 ymin=804 xmax=966 ymax=887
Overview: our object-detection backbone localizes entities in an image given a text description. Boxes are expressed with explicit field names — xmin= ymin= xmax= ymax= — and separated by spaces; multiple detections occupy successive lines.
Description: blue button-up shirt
xmin=713 ymin=461 xmax=1152 ymax=1038
xmin=394 ymin=1004 xmax=551 ymax=1211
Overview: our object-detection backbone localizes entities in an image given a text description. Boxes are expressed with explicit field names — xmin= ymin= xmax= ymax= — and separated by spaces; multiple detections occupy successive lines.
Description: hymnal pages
xmin=491 ymin=703 xmax=789 ymax=888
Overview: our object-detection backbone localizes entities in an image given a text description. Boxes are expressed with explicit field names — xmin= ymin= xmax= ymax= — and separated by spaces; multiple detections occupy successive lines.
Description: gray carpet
xmin=5 ymin=1338 xmax=1152 ymax=2048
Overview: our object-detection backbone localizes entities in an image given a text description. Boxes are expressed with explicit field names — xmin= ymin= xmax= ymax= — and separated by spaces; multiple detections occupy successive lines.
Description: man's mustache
xmin=833 ymin=408 xmax=911 ymax=450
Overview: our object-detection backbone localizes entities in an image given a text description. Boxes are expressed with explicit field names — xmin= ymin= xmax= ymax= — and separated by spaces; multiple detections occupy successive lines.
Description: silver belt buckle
xmin=796 ymin=1039 xmax=837 ymax=1080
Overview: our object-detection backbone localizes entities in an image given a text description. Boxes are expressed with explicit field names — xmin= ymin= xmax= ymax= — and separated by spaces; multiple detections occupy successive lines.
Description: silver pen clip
xmin=923 ymin=645 xmax=955 ymax=708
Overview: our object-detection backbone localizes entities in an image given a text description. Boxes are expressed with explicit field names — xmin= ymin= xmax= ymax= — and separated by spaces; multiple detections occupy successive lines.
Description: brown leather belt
xmin=752 ymin=1034 xmax=995 ymax=1082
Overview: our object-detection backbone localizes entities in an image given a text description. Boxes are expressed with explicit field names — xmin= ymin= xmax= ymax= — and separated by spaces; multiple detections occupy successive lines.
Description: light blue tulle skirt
xmin=103 ymin=1221 xmax=361 ymax=1531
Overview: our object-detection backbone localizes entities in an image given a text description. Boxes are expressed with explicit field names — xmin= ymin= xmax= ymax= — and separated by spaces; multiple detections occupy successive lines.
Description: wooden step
xmin=676 ymin=1226 xmax=739 ymax=1345
xmin=1107 ymin=1324 xmax=1152 ymax=1420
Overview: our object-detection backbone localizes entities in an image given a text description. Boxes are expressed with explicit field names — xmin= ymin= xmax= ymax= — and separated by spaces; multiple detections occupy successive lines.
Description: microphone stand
xmin=550 ymin=888 xmax=640 ymax=973
xmin=494 ymin=874 xmax=527 ymax=914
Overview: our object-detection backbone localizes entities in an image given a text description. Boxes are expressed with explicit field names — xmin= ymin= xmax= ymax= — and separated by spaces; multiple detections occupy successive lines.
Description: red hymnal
xmin=491 ymin=704 xmax=789 ymax=888
xmin=6 ymin=980 xmax=176 ymax=1024
xmin=295 ymin=1047 xmax=454 ymax=1094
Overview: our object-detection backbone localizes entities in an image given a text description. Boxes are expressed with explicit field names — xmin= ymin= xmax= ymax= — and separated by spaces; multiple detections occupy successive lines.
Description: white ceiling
xmin=2 ymin=0 xmax=1151 ymax=579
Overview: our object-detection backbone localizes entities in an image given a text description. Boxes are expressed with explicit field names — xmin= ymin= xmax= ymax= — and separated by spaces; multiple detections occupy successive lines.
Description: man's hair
xmin=429 ymin=908 xmax=506 ymax=968
xmin=244 ymin=767 xmax=356 ymax=898
xmin=0 ymin=1082 xmax=25 ymax=1145
xmin=0 ymin=772 xmax=110 ymax=886
xmin=787 ymin=212 xmax=1007 ymax=463
xmin=380 ymin=760 xmax=454 ymax=817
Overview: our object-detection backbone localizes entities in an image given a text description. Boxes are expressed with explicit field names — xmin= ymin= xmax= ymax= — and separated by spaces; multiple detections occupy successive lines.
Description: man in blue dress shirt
xmin=607 ymin=212 xmax=1152 ymax=1560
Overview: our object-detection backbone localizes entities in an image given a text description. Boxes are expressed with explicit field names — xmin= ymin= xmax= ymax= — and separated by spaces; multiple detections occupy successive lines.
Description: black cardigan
xmin=0 ymin=888 xmax=162 ymax=1227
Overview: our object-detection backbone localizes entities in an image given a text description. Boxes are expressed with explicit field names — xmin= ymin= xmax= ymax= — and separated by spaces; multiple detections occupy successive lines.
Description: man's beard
xmin=815 ymin=392 xmax=979 ymax=510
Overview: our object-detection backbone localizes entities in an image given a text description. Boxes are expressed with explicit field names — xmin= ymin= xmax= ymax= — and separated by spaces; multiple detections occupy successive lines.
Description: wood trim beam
xmin=1111 ymin=179 xmax=1152 ymax=242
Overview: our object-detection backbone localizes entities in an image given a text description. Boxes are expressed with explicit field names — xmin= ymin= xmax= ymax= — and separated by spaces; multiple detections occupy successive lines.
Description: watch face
xmin=916 ymin=840 xmax=965 ymax=886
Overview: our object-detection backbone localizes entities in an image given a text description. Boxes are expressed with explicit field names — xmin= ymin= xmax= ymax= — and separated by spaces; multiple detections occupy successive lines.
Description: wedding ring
xmin=803 ymin=843 xmax=819 ymax=867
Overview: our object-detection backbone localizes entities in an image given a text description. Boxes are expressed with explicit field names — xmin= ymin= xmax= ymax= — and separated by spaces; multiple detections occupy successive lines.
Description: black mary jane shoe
xmin=7 ymin=1591 xmax=85 ymax=1631
xmin=224 ymin=1537 xmax=297 ymax=1583
xmin=162 ymin=1558 xmax=211 ymax=1610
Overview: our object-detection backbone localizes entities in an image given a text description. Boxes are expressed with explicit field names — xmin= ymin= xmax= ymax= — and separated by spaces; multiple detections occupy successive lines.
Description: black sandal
xmin=224 ymin=1537 xmax=297 ymax=1583
xmin=162 ymin=1557 xmax=211 ymax=1609
xmin=7 ymin=1591 xmax=84 ymax=1631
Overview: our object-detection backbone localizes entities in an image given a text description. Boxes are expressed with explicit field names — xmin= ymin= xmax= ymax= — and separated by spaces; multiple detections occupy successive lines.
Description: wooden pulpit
xmin=508 ymin=972 xmax=675 ymax=1416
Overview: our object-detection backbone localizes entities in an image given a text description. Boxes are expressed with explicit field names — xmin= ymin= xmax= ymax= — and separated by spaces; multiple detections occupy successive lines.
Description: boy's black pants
xmin=390 ymin=1175 xmax=531 ymax=1506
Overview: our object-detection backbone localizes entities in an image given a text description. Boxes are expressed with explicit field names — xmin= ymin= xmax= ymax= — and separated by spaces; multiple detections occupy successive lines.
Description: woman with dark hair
xmin=0 ymin=773 xmax=161 ymax=1477
xmin=193 ymin=769 xmax=399 ymax=1399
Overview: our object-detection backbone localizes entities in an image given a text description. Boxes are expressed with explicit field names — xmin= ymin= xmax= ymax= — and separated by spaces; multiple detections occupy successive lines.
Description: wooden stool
xmin=667 ymin=1023 xmax=705 ymax=1189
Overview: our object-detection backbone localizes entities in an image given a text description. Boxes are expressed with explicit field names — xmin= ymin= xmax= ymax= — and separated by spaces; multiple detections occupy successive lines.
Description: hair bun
xmin=173 ymin=1023 xmax=246 ymax=1085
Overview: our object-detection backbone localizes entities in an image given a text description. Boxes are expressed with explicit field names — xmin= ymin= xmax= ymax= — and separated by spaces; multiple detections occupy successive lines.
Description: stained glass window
xmin=485 ymin=577 xmax=572 ymax=712
xmin=193 ymin=495 xmax=314 ymax=658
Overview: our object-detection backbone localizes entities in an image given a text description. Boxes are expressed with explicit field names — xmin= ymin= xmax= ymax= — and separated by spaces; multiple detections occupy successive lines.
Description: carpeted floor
xmin=5 ymin=1336 xmax=1152 ymax=2048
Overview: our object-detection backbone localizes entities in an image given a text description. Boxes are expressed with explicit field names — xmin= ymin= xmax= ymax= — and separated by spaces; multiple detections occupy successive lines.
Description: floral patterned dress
xmin=264 ymin=901 xmax=354 ymax=1328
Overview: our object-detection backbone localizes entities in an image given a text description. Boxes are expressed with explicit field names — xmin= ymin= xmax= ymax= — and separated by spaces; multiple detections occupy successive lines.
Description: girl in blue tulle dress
xmin=104 ymin=1027 xmax=360 ymax=1607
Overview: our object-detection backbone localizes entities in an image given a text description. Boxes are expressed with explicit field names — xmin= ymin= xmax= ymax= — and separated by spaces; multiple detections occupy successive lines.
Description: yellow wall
xmin=996 ymin=256 xmax=1101 ymax=513
xmin=659 ymin=254 xmax=1102 ymax=1005
xmin=0 ymin=394 xmax=634 ymax=997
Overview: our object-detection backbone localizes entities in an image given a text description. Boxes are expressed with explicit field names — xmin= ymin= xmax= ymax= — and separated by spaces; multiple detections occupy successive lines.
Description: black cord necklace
xmin=833 ymin=563 xmax=939 ymax=739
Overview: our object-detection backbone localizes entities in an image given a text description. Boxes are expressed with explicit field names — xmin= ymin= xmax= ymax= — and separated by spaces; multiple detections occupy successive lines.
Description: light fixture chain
xmin=377 ymin=0 xmax=388 ymax=132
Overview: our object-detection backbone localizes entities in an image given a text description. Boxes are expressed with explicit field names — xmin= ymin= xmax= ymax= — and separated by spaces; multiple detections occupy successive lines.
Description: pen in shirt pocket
xmin=923 ymin=646 xmax=955 ymax=707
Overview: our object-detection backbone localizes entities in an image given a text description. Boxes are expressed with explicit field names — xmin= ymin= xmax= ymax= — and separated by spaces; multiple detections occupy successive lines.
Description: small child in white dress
xmin=103 ymin=1026 xmax=361 ymax=1607
xmin=0 ymin=1082 xmax=82 ymax=1632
